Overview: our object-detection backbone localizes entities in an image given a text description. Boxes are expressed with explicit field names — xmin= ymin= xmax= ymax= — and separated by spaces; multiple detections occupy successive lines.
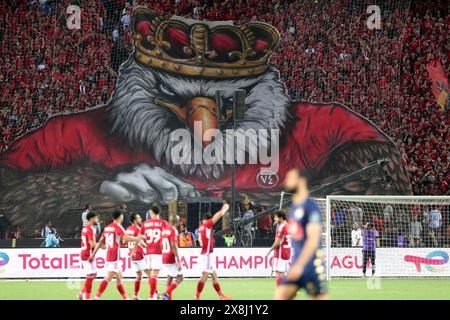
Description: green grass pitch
xmin=1 ymin=278 xmax=449 ymax=300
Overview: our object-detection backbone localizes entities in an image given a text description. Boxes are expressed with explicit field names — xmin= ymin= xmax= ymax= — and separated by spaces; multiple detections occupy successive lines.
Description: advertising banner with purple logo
xmin=331 ymin=248 xmax=450 ymax=277
xmin=0 ymin=248 xmax=449 ymax=278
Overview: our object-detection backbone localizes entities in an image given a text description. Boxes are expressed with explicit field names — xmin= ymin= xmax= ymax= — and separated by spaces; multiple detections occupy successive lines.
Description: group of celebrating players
xmin=78 ymin=168 xmax=329 ymax=300
xmin=79 ymin=202 xmax=231 ymax=300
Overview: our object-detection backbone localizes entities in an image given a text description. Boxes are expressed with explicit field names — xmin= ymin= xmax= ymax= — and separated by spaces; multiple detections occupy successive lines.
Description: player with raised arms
xmin=135 ymin=204 xmax=168 ymax=300
xmin=274 ymin=168 xmax=328 ymax=300
xmin=126 ymin=213 xmax=147 ymax=300
xmin=159 ymin=214 xmax=183 ymax=300
xmin=78 ymin=211 xmax=99 ymax=300
xmin=195 ymin=202 xmax=232 ymax=300
xmin=90 ymin=210 xmax=136 ymax=300
xmin=266 ymin=211 xmax=291 ymax=286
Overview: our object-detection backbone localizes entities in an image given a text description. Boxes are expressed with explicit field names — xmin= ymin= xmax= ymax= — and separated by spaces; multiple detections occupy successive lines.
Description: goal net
xmin=278 ymin=191 xmax=329 ymax=278
xmin=326 ymin=196 xmax=450 ymax=278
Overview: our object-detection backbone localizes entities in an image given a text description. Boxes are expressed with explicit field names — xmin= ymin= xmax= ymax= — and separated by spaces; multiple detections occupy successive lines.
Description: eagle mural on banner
xmin=0 ymin=8 xmax=411 ymax=232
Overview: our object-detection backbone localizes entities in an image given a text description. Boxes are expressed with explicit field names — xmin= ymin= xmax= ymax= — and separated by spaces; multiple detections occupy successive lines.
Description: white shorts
xmin=81 ymin=260 xmax=96 ymax=275
xmin=105 ymin=261 xmax=121 ymax=273
xmin=274 ymin=258 xmax=289 ymax=273
xmin=163 ymin=264 xmax=184 ymax=278
xmin=199 ymin=254 xmax=216 ymax=273
xmin=145 ymin=254 xmax=162 ymax=271
xmin=131 ymin=259 xmax=147 ymax=273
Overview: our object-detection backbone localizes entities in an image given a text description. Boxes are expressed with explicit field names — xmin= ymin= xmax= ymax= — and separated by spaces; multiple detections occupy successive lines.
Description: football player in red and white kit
xmin=195 ymin=202 xmax=232 ymax=300
xmin=136 ymin=204 xmax=168 ymax=300
xmin=126 ymin=213 xmax=147 ymax=300
xmin=266 ymin=211 xmax=291 ymax=286
xmin=159 ymin=214 xmax=183 ymax=300
xmin=78 ymin=211 xmax=99 ymax=300
xmin=90 ymin=210 xmax=136 ymax=300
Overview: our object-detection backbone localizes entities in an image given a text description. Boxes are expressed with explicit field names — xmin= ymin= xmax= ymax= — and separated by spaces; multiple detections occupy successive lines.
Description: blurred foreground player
xmin=136 ymin=204 xmax=168 ymax=300
xmin=78 ymin=212 xmax=99 ymax=300
xmin=90 ymin=210 xmax=136 ymax=300
xmin=362 ymin=222 xmax=378 ymax=277
xmin=160 ymin=214 xmax=183 ymax=300
xmin=266 ymin=211 xmax=291 ymax=286
xmin=126 ymin=213 xmax=147 ymax=300
xmin=274 ymin=169 xmax=328 ymax=300
xmin=196 ymin=203 xmax=232 ymax=300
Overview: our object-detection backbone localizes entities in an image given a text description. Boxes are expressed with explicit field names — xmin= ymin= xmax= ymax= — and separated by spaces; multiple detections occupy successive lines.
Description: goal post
xmin=277 ymin=192 xmax=330 ymax=279
xmin=325 ymin=195 xmax=450 ymax=279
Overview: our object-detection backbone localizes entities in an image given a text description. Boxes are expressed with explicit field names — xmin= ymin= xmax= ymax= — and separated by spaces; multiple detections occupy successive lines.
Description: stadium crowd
xmin=0 ymin=0 xmax=448 ymax=198
xmin=331 ymin=203 xmax=450 ymax=248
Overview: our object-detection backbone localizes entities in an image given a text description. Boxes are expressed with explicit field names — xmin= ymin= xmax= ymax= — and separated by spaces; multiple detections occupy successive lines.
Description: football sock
xmin=275 ymin=274 xmax=282 ymax=286
xmin=117 ymin=280 xmax=128 ymax=300
xmin=84 ymin=275 xmax=95 ymax=299
xmin=134 ymin=278 xmax=141 ymax=296
xmin=213 ymin=281 xmax=223 ymax=297
xmin=96 ymin=279 xmax=109 ymax=298
xmin=166 ymin=281 xmax=178 ymax=295
xmin=149 ymin=276 xmax=158 ymax=298
xmin=196 ymin=280 xmax=205 ymax=298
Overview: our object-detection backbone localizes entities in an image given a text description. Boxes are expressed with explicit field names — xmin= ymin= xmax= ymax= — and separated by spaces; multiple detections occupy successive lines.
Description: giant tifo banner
xmin=0 ymin=6 xmax=411 ymax=235
xmin=0 ymin=248 xmax=449 ymax=278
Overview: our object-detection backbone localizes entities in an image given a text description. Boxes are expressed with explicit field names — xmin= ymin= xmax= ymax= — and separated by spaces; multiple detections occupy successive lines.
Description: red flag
xmin=426 ymin=59 xmax=449 ymax=110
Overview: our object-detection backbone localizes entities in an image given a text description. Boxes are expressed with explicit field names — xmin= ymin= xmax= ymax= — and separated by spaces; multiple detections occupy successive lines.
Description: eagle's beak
xmin=154 ymin=97 xmax=218 ymax=148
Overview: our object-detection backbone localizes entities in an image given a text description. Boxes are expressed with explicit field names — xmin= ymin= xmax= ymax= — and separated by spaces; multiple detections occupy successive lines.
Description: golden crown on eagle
xmin=132 ymin=7 xmax=280 ymax=78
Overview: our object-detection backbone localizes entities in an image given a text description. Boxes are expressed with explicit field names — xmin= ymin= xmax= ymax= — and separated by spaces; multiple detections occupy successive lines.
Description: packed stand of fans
xmin=0 ymin=0 xmax=448 ymax=196
xmin=0 ymin=0 xmax=116 ymax=153
xmin=331 ymin=203 xmax=450 ymax=248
